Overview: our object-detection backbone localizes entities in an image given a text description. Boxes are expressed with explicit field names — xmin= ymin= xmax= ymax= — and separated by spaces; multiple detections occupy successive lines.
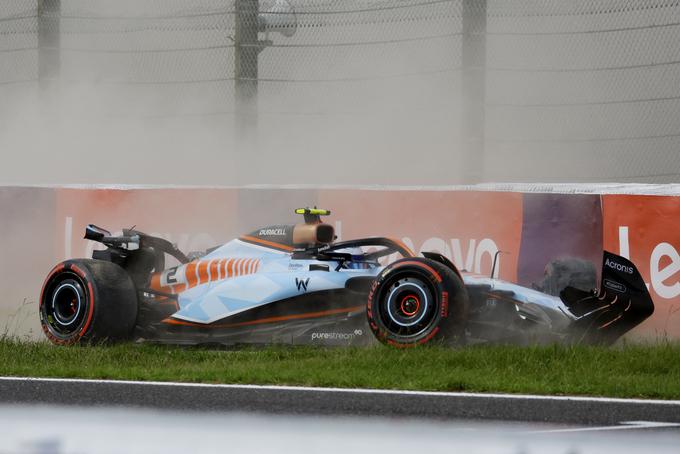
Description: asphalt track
xmin=3 ymin=405 xmax=679 ymax=454
xmin=1 ymin=376 xmax=680 ymax=425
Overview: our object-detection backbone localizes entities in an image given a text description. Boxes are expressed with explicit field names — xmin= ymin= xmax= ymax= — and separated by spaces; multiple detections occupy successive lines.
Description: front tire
xmin=40 ymin=259 xmax=138 ymax=345
xmin=367 ymin=258 xmax=468 ymax=347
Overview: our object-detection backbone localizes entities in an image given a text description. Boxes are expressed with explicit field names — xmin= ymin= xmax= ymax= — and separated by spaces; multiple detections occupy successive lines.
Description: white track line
xmin=1 ymin=376 xmax=680 ymax=406
xmin=527 ymin=421 xmax=680 ymax=434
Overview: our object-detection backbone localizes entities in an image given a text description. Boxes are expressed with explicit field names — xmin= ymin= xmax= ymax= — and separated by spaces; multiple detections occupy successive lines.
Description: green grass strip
xmin=1 ymin=340 xmax=679 ymax=399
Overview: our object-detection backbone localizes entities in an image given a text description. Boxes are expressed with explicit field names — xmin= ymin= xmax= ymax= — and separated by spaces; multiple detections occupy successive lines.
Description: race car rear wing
xmin=561 ymin=251 xmax=654 ymax=345
xmin=84 ymin=224 xmax=189 ymax=266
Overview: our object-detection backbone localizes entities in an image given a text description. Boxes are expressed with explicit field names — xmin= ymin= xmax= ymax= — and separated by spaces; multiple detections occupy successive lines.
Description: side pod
xmin=561 ymin=251 xmax=654 ymax=345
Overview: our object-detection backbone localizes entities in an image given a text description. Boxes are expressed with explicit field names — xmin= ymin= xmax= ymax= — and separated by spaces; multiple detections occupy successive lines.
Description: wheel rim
xmin=42 ymin=274 xmax=88 ymax=337
xmin=378 ymin=273 xmax=438 ymax=338
xmin=400 ymin=294 xmax=420 ymax=316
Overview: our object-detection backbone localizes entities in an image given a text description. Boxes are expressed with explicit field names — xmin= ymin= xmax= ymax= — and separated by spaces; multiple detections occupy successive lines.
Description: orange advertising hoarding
xmin=318 ymin=190 xmax=524 ymax=282
xmin=603 ymin=195 xmax=680 ymax=338
xmin=52 ymin=187 xmax=523 ymax=281
xmin=55 ymin=188 xmax=239 ymax=263
xmin=4 ymin=185 xmax=677 ymax=341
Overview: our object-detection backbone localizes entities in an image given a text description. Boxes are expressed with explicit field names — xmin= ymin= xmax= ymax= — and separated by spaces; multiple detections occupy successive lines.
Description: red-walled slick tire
xmin=367 ymin=257 xmax=468 ymax=347
xmin=39 ymin=259 xmax=138 ymax=345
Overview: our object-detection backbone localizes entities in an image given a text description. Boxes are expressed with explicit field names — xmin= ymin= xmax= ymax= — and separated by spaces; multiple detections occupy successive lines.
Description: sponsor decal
xmin=603 ymin=279 xmax=627 ymax=293
xmin=259 ymin=228 xmax=287 ymax=236
xmin=441 ymin=291 xmax=449 ymax=317
xmin=605 ymin=257 xmax=634 ymax=275
xmin=311 ymin=329 xmax=363 ymax=341
xmin=616 ymin=225 xmax=680 ymax=299
xmin=317 ymin=190 xmax=522 ymax=282
xmin=296 ymin=277 xmax=310 ymax=292
xmin=288 ymin=263 xmax=304 ymax=270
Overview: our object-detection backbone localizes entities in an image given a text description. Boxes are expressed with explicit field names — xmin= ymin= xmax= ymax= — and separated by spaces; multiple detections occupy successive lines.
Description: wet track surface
xmin=1 ymin=376 xmax=679 ymax=425
xmin=1 ymin=404 xmax=680 ymax=454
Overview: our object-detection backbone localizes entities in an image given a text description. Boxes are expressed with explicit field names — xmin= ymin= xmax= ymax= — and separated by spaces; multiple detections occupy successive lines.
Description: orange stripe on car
xmin=150 ymin=273 xmax=161 ymax=291
xmin=170 ymin=283 xmax=187 ymax=294
xmin=150 ymin=256 xmax=261 ymax=296
xmin=240 ymin=235 xmax=294 ymax=252
xmin=198 ymin=260 xmax=210 ymax=284
xmin=185 ymin=262 xmax=198 ymax=288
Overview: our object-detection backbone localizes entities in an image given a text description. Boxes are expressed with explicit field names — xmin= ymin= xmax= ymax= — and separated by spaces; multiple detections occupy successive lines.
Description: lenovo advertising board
xmin=1 ymin=185 xmax=678 ymax=340
xmin=603 ymin=195 xmax=680 ymax=338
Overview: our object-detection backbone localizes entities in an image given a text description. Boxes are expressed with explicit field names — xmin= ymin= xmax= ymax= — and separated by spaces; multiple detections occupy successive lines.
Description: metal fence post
xmin=461 ymin=0 xmax=487 ymax=184
xmin=38 ymin=0 xmax=60 ymax=91
xmin=234 ymin=0 xmax=260 ymax=152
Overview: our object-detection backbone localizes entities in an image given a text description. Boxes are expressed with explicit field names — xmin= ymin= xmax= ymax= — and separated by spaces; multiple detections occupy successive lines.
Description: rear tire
xmin=367 ymin=258 xmax=468 ymax=347
xmin=39 ymin=259 xmax=138 ymax=345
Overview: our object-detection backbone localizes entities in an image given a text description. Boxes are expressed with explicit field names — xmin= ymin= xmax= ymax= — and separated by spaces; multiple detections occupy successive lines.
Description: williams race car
xmin=39 ymin=208 xmax=654 ymax=347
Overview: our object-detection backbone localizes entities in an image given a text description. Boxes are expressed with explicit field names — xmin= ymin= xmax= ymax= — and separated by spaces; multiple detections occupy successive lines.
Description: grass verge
xmin=0 ymin=340 xmax=679 ymax=399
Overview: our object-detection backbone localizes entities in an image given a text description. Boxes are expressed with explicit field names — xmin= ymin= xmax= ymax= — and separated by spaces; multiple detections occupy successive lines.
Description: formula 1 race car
xmin=39 ymin=208 xmax=654 ymax=347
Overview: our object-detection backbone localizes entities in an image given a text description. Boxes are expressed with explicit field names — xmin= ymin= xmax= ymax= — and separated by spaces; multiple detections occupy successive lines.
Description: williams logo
xmin=605 ymin=258 xmax=634 ymax=274
xmin=296 ymin=277 xmax=310 ymax=292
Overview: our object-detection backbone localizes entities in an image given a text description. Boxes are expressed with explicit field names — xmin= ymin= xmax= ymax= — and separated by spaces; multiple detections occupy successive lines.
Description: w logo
xmin=296 ymin=278 xmax=310 ymax=292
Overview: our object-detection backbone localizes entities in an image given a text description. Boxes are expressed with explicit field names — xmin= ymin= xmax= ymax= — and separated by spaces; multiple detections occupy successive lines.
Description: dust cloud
xmin=2 ymin=1 xmax=677 ymax=185
xmin=0 ymin=1 xmax=463 ymax=187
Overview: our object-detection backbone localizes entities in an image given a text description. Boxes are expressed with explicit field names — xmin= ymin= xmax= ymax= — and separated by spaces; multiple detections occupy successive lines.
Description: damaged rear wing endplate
xmin=560 ymin=251 xmax=654 ymax=345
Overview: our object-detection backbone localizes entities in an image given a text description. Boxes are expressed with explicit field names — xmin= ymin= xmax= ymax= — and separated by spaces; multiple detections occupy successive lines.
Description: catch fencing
xmin=1 ymin=1 xmax=680 ymax=183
